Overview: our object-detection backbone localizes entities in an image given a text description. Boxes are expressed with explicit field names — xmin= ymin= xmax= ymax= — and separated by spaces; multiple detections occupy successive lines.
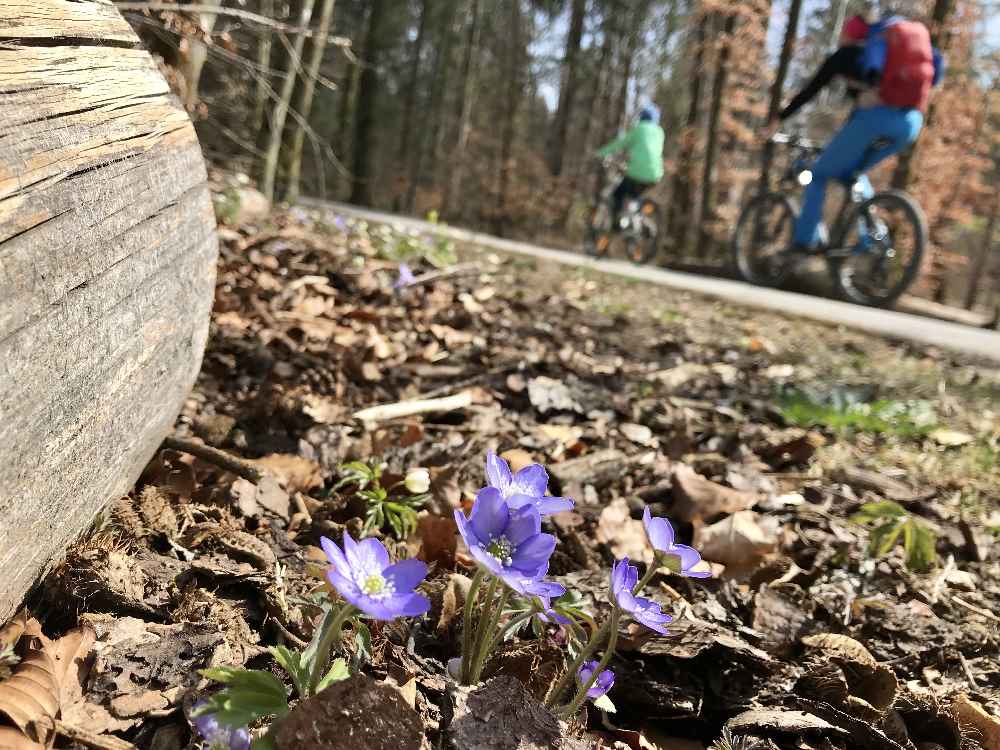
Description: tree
xmin=349 ymin=0 xmax=389 ymax=206
xmin=393 ymin=0 xmax=430 ymax=210
xmin=547 ymin=0 xmax=587 ymax=176
xmin=442 ymin=0 xmax=484 ymax=218
xmin=760 ymin=0 xmax=804 ymax=189
xmin=284 ymin=0 xmax=337 ymax=203
xmin=494 ymin=0 xmax=527 ymax=236
xmin=261 ymin=0 xmax=317 ymax=203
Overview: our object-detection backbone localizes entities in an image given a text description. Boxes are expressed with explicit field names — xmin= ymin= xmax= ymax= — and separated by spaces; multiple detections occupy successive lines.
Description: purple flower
xmin=455 ymin=487 xmax=557 ymax=591
xmin=321 ymin=534 xmax=430 ymax=620
xmin=642 ymin=508 xmax=711 ymax=578
xmin=577 ymin=661 xmax=615 ymax=699
xmin=524 ymin=578 xmax=571 ymax=625
xmin=393 ymin=262 xmax=417 ymax=289
xmin=610 ymin=558 xmax=672 ymax=634
xmin=485 ymin=452 xmax=574 ymax=516
xmin=193 ymin=706 xmax=250 ymax=750
xmin=332 ymin=214 xmax=347 ymax=230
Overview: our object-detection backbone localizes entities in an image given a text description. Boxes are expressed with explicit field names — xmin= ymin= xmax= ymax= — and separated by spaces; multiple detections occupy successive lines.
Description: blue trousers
xmin=793 ymin=106 xmax=923 ymax=247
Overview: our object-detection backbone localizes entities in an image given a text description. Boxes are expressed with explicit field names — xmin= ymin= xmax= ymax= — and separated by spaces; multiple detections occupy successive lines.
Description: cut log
xmin=0 ymin=1 xmax=217 ymax=621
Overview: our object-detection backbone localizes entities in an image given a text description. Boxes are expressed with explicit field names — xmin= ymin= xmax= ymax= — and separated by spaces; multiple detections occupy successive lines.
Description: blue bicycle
xmin=733 ymin=133 xmax=927 ymax=307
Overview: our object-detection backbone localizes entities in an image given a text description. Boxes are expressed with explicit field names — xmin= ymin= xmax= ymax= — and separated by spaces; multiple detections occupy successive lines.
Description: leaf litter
xmin=6 ymin=199 xmax=999 ymax=749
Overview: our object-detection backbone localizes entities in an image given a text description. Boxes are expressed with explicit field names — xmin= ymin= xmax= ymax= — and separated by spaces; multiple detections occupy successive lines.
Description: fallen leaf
xmin=671 ymin=464 xmax=756 ymax=523
xmin=527 ymin=377 xmax=584 ymax=414
xmin=596 ymin=498 xmax=652 ymax=564
xmin=536 ymin=424 xmax=583 ymax=446
xmin=952 ymin=693 xmax=1000 ymax=750
xmin=255 ymin=454 xmax=323 ymax=494
xmin=0 ymin=611 xmax=28 ymax=651
xmin=650 ymin=362 xmax=711 ymax=390
xmin=619 ymin=423 xmax=655 ymax=446
xmin=302 ymin=395 xmax=346 ymax=424
xmin=695 ymin=511 xmax=776 ymax=568
xmin=500 ymin=449 xmax=534 ymax=474
xmin=929 ymin=428 xmax=973 ymax=447
xmin=418 ymin=515 xmax=458 ymax=568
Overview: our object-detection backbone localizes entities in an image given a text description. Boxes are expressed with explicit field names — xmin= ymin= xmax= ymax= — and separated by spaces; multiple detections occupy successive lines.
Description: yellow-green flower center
xmin=485 ymin=536 xmax=514 ymax=566
xmin=362 ymin=573 xmax=387 ymax=596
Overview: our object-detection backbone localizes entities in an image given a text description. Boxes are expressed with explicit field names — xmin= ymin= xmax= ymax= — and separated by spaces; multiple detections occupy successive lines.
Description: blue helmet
xmin=639 ymin=104 xmax=660 ymax=123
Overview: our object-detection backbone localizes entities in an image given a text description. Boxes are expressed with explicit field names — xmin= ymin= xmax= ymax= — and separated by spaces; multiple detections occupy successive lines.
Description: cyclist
xmin=596 ymin=104 xmax=665 ymax=225
xmin=763 ymin=14 xmax=942 ymax=253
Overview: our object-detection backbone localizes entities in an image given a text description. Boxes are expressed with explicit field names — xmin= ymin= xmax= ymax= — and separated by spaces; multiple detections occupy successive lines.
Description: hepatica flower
xmin=321 ymin=534 xmax=430 ymax=620
xmin=610 ymin=558 xmax=672 ymax=634
xmin=642 ymin=508 xmax=711 ymax=578
xmin=524 ymin=578 xmax=571 ymax=625
xmin=455 ymin=487 xmax=556 ymax=591
xmin=193 ymin=707 xmax=250 ymax=750
xmin=577 ymin=661 xmax=615 ymax=700
xmin=485 ymin=452 xmax=574 ymax=516
xmin=394 ymin=262 xmax=417 ymax=289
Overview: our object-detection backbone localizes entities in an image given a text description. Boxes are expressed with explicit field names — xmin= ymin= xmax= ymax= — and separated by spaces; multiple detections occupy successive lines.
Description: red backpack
xmin=867 ymin=19 xmax=935 ymax=112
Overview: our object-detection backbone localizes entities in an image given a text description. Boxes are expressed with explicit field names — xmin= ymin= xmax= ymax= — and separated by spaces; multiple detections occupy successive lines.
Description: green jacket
xmin=597 ymin=121 xmax=665 ymax=184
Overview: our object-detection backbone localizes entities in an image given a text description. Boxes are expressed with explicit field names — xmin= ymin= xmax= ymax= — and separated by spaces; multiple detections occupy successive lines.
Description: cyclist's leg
xmin=610 ymin=178 xmax=633 ymax=221
xmin=793 ymin=112 xmax=871 ymax=248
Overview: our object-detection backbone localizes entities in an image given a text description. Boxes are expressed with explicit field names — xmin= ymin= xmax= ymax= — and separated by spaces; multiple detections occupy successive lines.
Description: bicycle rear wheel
xmin=625 ymin=199 xmax=660 ymax=264
xmin=586 ymin=203 xmax=614 ymax=258
xmin=830 ymin=190 xmax=926 ymax=308
xmin=732 ymin=192 xmax=797 ymax=286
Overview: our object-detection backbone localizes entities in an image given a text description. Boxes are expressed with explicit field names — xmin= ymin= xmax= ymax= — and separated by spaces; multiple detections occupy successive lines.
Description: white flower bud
xmin=404 ymin=468 xmax=430 ymax=495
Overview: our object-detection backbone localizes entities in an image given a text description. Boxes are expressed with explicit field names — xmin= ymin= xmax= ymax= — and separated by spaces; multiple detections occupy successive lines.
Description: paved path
xmin=304 ymin=200 xmax=1000 ymax=363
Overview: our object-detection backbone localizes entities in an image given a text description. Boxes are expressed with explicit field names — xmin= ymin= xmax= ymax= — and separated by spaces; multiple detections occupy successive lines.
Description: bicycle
xmin=732 ymin=132 xmax=927 ymax=307
xmin=584 ymin=158 xmax=661 ymax=265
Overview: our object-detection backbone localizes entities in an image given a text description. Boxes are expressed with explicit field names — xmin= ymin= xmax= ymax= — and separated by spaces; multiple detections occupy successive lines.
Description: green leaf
xmin=903 ymin=518 xmax=937 ymax=572
xmin=592 ymin=694 xmax=617 ymax=713
xmin=193 ymin=668 xmax=289 ymax=727
xmin=269 ymin=645 xmax=310 ymax=698
xmin=350 ymin=618 xmax=372 ymax=671
xmin=868 ymin=519 xmax=904 ymax=557
xmin=851 ymin=500 xmax=908 ymax=524
xmin=315 ymin=658 xmax=350 ymax=692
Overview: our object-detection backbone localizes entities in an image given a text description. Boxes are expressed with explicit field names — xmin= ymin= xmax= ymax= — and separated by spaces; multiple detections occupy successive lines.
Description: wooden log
xmin=0 ymin=1 xmax=218 ymax=621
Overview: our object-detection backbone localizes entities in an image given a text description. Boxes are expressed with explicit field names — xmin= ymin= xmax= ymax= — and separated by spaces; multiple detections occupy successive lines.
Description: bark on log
xmin=0 ymin=0 xmax=217 ymax=621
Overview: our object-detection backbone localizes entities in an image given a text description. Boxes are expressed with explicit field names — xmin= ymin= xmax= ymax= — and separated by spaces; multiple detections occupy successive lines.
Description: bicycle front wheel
xmin=732 ymin=192 xmax=797 ymax=286
xmin=830 ymin=190 xmax=926 ymax=308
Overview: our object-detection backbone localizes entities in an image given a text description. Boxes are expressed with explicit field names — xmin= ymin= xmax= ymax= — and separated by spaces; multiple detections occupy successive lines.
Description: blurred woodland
xmin=119 ymin=0 xmax=999 ymax=310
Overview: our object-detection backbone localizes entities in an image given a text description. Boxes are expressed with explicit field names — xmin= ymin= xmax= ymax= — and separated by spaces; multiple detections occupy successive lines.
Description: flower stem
xmin=634 ymin=559 xmax=660 ymax=595
xmin=308 ymin=603 xmax=355 ymax=694
xmin=465 ymin=576 xmax=498 ymax=684
xmin=460 ymin=569 xmax=486 ymax=684
xmin=486 ymin=605 xmax=537 ymax=654
xmin=471 ymin=587 xmax=509 ymax=683
xmin=544 ymin=618 xmax=610 ymax=709
xmin=561 ymin=609 xmax=620 ymax=718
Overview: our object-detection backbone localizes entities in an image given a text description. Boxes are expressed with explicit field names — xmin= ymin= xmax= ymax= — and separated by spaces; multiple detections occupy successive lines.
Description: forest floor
xmin=11 ymin=195 xmax=1000 ymax=750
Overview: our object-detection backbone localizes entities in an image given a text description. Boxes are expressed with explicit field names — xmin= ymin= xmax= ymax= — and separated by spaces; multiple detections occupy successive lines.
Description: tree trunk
xmin=598 ymin=3 xmax=622 ymax=144
xmin=495 ymin=0 xmax=524 ymax=237
xmin=0 ymin=0 xmax=217 ymax=623
xmin=441 ymin=0 xmax=483 ymax=219
xmin=393 ymin=0 xmax=430 ymax=210
xmin=406 ymin=1 xmax=459 ymax=213
xmin=697 ymin=11 xmax=736 ymax=256
xmin=331 ymin=60 xmax=359 ymax=198
xmin=284 ymin=0 xmax=336 ymax=203
xmin=890 ymin=0 xmax=954 ymax=190
xmin=349 ymin=0 xmax=389 ymax=206
xmin=547 ymin=0 xmax=586 ymax=176
xmin=964 ymin=196 xmax=997 ymax=310
xmin=666 ymin=10 xmax=707 ymax=255
xmin=261 ymin=0 xmax=317 ymax=203
xmin=614 ymin=2 xmax=649 ymax=132
xmin=252 ymin=0 xmax=275 ymax=136
xmin=760 ymin=0 xmax=804 ymax=189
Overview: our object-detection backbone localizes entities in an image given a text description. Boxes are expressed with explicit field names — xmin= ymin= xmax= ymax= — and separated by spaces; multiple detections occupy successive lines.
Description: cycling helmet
xmin=639 ymin=104 xmax=660 ymax=123
xmin=841 ymin=14 xmax=869 ymax=42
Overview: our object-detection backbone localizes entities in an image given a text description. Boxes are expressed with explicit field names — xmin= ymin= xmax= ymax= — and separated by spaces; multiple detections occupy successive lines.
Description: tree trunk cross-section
xmin=0 ymin=0 xmax=218 ymax=622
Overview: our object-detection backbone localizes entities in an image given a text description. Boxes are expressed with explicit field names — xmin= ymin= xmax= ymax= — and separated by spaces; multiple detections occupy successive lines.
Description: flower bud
xmin=404 ymin=468 xmax=430 ymax=494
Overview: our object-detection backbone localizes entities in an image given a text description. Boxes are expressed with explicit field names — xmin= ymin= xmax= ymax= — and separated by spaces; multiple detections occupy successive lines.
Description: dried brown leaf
xmin=671 ymin=464 xmax=756 ymax=524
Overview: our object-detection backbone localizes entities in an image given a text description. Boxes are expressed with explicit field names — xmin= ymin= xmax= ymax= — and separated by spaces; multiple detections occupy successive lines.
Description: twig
xmin=952 ymin=596 xmax=1000 ymax=622
xmin=408 ymin=262 xmax=482 ymax=287
xmin=416 ymin=364 xmax=516 ymax=400
xmin=929 ymin=554 xmax=955 ymax=604
xmin=55 ymin=720 xmax=138 ymax=750
xmin=114 ymin=2 xmax=351 ymax=44
xmin=958 ymin=651 xmax=979 ymax=690
xmin=352 ymin=391 xmax=475 ymax=422
xmin=162 ymin=436 xmax=263 ymax=483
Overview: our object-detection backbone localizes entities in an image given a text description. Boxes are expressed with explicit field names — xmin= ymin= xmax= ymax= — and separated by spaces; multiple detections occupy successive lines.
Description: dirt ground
xmin=9 ymin=198 xmax=999 ymax=750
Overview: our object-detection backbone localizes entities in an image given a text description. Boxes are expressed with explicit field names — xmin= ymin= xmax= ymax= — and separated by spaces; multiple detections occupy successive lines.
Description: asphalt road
xmin=304 ymin=200 xmax=1000 ymax=363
